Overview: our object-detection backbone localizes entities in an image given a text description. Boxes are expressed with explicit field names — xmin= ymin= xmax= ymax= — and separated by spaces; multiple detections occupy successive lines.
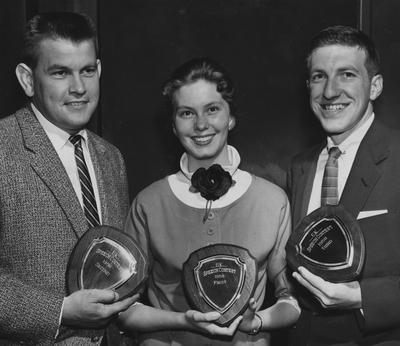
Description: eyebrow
xmin=337 ymin=66 xmax=360 ymax=73
xmin=175 ymin=105 xmax=194 ymax=110
xmin=311 ymin=65 xmax=360 ymax=73
xmin=176 ymin=101 xmax=222 ymax=109
xmin=47 ymin=64 xmax=69 ymax=71
xmin=204 ymin=101 xmax=222 ymax=107
xmin=47 ymin=63 xmax=97 ymax=71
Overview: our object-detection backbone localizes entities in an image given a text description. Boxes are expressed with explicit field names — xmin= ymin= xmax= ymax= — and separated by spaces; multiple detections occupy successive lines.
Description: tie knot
xmin=328 ymin=146 xmax=341 ymax=160
xmin=69 ymin=134 xmax=82 ymax=147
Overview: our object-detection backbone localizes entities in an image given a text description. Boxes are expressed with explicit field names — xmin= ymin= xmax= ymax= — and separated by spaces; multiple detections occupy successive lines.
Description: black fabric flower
xmin=190 ymin=164 xmax=233 ymax=201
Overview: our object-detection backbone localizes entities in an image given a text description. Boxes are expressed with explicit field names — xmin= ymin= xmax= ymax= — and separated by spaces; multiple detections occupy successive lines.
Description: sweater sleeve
xmin=266 ymin=195 xmax=296 ymax=301
xmin=125 ymin=196 xmax=153 ymax=277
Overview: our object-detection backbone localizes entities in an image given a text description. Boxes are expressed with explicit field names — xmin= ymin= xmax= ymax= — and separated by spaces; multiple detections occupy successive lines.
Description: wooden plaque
xmin=286 ymin=205 xmax=365 ymax=283
xmin=182 ymin=244 xmax=257 ymax=326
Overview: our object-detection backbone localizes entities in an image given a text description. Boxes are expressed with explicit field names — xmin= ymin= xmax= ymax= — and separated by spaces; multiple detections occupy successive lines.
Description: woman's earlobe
xmin=228 ymin=117 xmax=236 ymax=131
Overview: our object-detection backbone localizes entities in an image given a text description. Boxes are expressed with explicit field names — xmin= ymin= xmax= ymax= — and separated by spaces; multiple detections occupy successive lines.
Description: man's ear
xmin=15 ymin=63 xmax=34 ymax=97
xmin=370 ymin=74 xmax=383 ymax=101
xmin=172 ymin=122 xmax=177 ymax=136
xmin=96 ymin=59 xmax=102 ymax=78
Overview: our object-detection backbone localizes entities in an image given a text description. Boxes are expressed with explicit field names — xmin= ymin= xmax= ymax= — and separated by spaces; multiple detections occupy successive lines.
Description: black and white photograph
xmin=0 ymin=0 xmax=400 ymax=345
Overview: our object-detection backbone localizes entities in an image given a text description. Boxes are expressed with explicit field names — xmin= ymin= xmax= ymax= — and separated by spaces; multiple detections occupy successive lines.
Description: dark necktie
xmin=69 ymin=134 xmax=101 ymax=227
xmin=321 ymin=146 xmax=342 ymax=206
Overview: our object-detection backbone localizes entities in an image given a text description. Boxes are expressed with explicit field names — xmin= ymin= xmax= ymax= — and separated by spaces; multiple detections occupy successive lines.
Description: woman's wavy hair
xmin=162 ymin=57 xmax=236 ymax=116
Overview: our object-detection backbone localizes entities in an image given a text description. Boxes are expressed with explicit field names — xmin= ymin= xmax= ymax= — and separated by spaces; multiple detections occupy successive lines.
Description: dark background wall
xmin=0 ymin=0 xmax=398 ymax=199
xmin=368 ymin=0 xmax=400 ymax=128
xmin=0 ymin=0 xmax=26 ymax=116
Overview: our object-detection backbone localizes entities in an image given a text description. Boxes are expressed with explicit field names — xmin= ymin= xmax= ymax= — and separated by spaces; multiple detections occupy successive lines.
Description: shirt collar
xmin=31 ymin=102 xmax=88 ymax=150
xmin=326 ymin=113 xmax=375 ymax=154
xmin=179 ymin=145 xmax=241 ymax=180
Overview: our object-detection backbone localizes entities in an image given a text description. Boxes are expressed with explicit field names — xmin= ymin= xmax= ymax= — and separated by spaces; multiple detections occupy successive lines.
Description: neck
xmin=187 ymin=146 xmax=230 ymax=172
xmin=330 ymin=104 xmax=373 ymax=145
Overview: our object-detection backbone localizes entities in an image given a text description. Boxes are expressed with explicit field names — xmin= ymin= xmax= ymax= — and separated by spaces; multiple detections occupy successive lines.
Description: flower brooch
xmin=190 ymin=164 xmax=235 ymax=222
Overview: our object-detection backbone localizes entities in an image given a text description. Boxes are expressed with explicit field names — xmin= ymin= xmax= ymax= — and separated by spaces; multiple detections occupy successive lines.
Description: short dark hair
xmin=162 ymin=57 xmax=236 ymax=115
xmin=22 ymin=12 xmax=98 ymax=69
xmin=306 ymin=25 xmax=380 ymax=78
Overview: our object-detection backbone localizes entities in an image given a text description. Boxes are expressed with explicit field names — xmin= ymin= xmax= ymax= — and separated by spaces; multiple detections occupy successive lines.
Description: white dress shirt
xmin=31 ymin=103 xmax=102 ymax=223
xmin=307 ymin=114 xmax=375 ymax=215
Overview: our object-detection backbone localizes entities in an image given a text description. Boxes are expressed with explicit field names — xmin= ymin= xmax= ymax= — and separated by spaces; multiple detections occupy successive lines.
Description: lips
xmin=65 ymin=100 xmax=89 ymax=108
xmin=321 ymin=103 xmax=348 ymax=111
xmin=191 ymin=134 xmax=215 ymax=145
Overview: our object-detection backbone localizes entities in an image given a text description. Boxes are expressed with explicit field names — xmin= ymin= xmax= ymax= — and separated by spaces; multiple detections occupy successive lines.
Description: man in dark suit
xmin=288 ymin=25 xmax=400 ymax=345
xmin=0 ymin=12 xmax=137 ymax=345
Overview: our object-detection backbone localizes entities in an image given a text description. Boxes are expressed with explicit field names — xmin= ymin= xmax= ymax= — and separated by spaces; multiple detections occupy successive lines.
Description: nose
xmin=195 ymin=114 xmax=209 ymax=131
xmin=323 ymin=77 xmax=340 ymax=100
xmin=69 ymin=74 xmax=86 ymax=95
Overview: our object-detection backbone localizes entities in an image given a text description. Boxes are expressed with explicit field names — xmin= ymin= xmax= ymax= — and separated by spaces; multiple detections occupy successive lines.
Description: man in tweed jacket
xmin=0 ymin=12 xmax=136 ymax=345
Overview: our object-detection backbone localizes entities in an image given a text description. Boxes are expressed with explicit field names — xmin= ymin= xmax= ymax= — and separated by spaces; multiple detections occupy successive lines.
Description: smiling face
xmin=308 ymin=44 xmax=382 ymax=144
xmin=172 ymin=79 xmax=235 ymax=172
xmin=27 ymin=38 xmax=101 ymax=133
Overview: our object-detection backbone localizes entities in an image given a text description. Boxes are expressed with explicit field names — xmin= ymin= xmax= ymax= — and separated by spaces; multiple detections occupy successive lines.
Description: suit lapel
xmin=340 ymin=121 xmax=389 ymax=218
xmin=293 ymin=145 xmax=323 ymax=227
xmin=16 ymin=107 xmax=88 ymax=238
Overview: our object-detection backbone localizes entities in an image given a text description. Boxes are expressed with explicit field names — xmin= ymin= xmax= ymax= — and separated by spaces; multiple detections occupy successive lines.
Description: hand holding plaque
xmin=182 ymin=244 xmax=257 ymax=326
xmin=67 ymin=225 xmax=148 ymax=299
xmin=286 ymin=205 xmax=365 ymax=283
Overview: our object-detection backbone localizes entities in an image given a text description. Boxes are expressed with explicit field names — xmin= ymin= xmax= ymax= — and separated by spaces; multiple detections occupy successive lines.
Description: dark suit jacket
xmin=0 ymin=107 xmax=130 ymax=345
xmin=288 ymin=120 xmax=400 ymax=345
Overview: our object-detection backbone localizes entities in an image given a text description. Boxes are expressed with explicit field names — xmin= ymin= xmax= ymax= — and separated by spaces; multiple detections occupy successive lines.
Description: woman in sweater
xmin=119 ymin=57 xmax=300 ymax=345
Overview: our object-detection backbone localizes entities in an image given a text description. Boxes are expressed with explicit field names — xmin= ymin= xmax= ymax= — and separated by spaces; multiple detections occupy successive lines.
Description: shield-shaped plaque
xmin=182 ymin=244 xmax=257 ymax=326
xmin=67 ymin=226 xmax=148 ymax=299
xmin=286 ymin=205 xmax=365 ymax=283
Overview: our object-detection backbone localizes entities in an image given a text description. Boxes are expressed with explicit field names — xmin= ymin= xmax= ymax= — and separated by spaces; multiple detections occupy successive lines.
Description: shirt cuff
xmin=54 ymin=297 xmax=66 ymax=339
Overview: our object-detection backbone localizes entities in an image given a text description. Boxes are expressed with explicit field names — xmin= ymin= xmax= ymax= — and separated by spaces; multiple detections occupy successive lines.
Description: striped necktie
xmin=321 ymin=146 xmax=342 ymax=206
xmin=69 ymin=134 xmax=101 ymax=227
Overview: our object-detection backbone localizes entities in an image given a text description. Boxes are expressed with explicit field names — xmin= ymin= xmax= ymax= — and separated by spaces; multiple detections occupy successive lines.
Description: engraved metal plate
xmin=67 ymin=226 xmax=148 ymax=299
xmin=194 ymin=255 xmax=245 ymax=314
xmin=80 ymin=237 xmax=137 ymax=290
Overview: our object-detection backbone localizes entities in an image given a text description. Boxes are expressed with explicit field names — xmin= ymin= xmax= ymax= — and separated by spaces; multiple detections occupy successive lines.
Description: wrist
xmin=180 ymin=311 xmax=195 ymax=330
xmin=248 ymin=313 xmax=263 ymax=335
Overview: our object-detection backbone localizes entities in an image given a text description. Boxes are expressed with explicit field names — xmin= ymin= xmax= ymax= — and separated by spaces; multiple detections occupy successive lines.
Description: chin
xmin=72 ymin=113 xmax=92 ymax=124
xmin=188 ymin=151 xmax=217 ymax=163
xmin=319 ymin=117 xmax=344 ymax=132
xmin=193 ymin=153 xmax=215 ymax=161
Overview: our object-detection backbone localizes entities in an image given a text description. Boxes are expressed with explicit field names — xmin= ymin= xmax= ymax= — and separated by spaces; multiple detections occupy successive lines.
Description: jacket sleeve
xmin=358 ymin=212 xmax=400 ymax=333
xmin=0 ymin=268 xmax=64 ymax=343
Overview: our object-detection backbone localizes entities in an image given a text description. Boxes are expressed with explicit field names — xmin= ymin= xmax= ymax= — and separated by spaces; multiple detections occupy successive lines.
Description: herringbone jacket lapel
xmin=16 ymin=107 xmax=88 ymax=238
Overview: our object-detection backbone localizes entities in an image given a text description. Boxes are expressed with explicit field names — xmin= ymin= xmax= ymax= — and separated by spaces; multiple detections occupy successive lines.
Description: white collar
xmin=31 ymin=102 xmax=88 ymax=150
xmin=179 ymin=145 xmax=240 ymax=181
xmin=169 ymin=146 xmax=252 ymax=209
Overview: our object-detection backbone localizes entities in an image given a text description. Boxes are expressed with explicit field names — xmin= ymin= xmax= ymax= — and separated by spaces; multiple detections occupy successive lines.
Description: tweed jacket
xmin=288 ymin=120 xmax=400 ymax=344
xmin=0 ymin=107 xmax=129 ymax=345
